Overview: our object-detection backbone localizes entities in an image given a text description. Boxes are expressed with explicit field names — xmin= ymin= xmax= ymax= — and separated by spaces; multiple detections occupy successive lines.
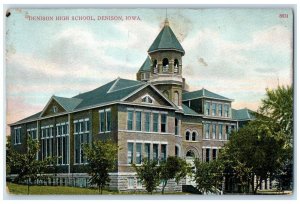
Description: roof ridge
xmin=107 ymin=79 xmax=144 ymax=94
xmin=107 ymin=77 xmax=121 ymax=93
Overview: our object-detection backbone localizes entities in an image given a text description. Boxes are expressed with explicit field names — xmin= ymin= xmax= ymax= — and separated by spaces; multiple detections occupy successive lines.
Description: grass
xmin=6 ymin=182 xmax=189 ymax=195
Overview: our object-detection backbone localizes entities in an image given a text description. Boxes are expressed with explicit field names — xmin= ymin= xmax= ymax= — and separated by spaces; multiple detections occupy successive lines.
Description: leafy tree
xmin=83 ymin=140 xmax=118 ymax=194
xmin=193 ymin=159 xmax=224 ymax=194
xmin=159 ymin=156 xmax=191 ymax=194
xmin=133 ymin=159 xmax=161 ymax=194
xmin=7 ymin=137 xmax=55 ymax=194
xmin=220 ymin=121 xmax=285 ymax=194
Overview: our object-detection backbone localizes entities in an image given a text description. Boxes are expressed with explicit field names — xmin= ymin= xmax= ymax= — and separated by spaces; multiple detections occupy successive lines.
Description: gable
xmin=40 ymin=98 xmax=67 ymax=117
xmin=124 ymin=86 xmax=173 ymax=107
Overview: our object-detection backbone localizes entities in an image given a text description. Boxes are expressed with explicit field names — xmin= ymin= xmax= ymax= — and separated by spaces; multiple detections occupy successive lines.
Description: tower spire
xmin=164 ymin=8 xmax=169 ymax=26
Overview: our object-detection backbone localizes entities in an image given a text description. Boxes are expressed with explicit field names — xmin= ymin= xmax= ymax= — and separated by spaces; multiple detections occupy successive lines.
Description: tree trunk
xmin=254 ymin=179 xmax=261 ymax=194
xmin=162 ymin=181 xmax=168 ymax=194
xmin=27 ymin=178 xmax=30 ymax=195
xmin=100 ymin=187 xmax=103 ymax=195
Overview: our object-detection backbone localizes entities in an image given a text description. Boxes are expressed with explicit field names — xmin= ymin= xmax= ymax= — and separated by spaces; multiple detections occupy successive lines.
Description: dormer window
xmin=53 ymin=106 xmax=58 ymax=113
xmin=142 ymin=95 xmax=154 ymax=104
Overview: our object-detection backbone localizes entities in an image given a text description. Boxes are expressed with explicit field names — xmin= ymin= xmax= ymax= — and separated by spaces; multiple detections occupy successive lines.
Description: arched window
xmin=153 ymin=59 xmax=158 ymax=74
xmin=174 ymin=91 xmax=179 ymax=106
xmin=185 ymin=131 xmax=190 ymax=141
xmin=192 ymin=131 xmax=197 ymax=141
xmin=186 ymin=150 xmax=195 ymax=158
xmin=174 ymin=59 xmax=179 ymax=73
xmin=142 ymin=95 xmax=153 ymax=104
xmin=162 ymin=58 xmax=169 ymax=73
xmin=163 ymin=90 xmax=169 ymax=99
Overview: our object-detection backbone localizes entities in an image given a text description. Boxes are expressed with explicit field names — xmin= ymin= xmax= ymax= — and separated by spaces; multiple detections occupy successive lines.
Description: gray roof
xmin=182 ymin=88 xmax=232 ymax=101
xmin=138 ymin=56 xmax=151 ymax=72
xmin=232 ymin=108 xmax=256 ymax=121
xmin=148 ymin=20 xmax=185 ymax=54
xmin=53 ymin=96 xmax=82 ymax=112
xmin=182 ymin=104 xmax=201 ymax=116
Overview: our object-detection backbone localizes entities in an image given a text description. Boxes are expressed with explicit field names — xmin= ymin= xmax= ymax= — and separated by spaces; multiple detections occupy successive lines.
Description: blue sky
xmin=6 ymin=8 xmax=293 ymax=128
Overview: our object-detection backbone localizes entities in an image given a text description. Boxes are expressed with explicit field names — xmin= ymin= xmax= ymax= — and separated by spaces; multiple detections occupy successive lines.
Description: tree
xmin=133 ymin=159 xmax=161 ymax=194
xmin=7 ymin=137 xmax=55 ymax=194
xmin=159 ymin=156 xmax=191 ymax=194
xmin=83 ymin=140 xmax=118 ymax=194
xmin=194 ymin=159 xmax=224 ymax=194
xmin=219 ymin=121 xmax=285 ymax=194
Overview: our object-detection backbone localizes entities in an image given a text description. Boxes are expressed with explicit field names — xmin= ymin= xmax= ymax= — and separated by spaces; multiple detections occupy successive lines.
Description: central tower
xmin=137 ymin=18 xmax=185 ymax=108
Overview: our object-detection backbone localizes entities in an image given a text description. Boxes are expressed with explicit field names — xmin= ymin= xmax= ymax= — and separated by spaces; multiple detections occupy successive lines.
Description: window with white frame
xmin=128 ymin=177 xmax=135 ymax=189
xmin=175 ymin=118 xmax=179 ymax=135
xmin=27 ymin=128 xmax=37 ymax=140
xmin=218 ymin=104 xmax=223 ymax=117
xmin=153 ymin=144 xmax=159 ymax=162
xmin=185 ymin=131 xmax=190 ymax=140
xmin=56 ymin=122 xmax=69 ymax=165
xmin=127 ymin=142 xmax=133 ymax=164
xmin=224 ymin=104 xmax=230 ymax=117
xmin=144 ymin=112 xmax=150 ymax=132
xmin=136 ymin=111 xmax=142 ymax=131
xmin=205 ymin=102 xmax=210 ymax=115
xmin=212 ymin=103 xmax=216 ymax=116
xmin=212 ymin=124 xmax=216 ymax=139
xmin=144 ymin=143 xmax=151 ymax=160
xmin=205 ymin=124 xmax=210 ymax=139
xmin=14 ymin=127 xmax=21 ymax=145
xmin=41 ymin=125 xmax=54 ymax=160
xmin=219 ymin=124 xmax=223 ymax=140
xmin=136 ymin=143 xmax=142 ymax=164
xmin=142 ymin=95 xmax=153 ymax=104
xmin=127 ymin=110 xmax=133 ymax=130
xmin=161 ymin=144 xmax=167 ymax=161
xmin=99 ymin=108 xmax=111 ymax=133
xmin=192 ymin=131 xmax=197 ymax=141
xmin=74 ymin=119 xmax=89 ymax=164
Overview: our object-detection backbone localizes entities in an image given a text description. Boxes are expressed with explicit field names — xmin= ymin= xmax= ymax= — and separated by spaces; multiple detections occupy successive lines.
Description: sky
xmin=5 ymin=8 xmax=293 ymax=134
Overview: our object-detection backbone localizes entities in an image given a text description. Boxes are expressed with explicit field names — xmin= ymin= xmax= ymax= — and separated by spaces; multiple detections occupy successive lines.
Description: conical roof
xmin=148 ymin=19 xmax=185 ymax=55
xmin=138 ymin=56 xmax=151 ymax=72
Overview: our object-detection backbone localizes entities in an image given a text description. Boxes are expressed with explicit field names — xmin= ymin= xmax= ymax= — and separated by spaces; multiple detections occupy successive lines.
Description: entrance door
xmin=185 ymin=150 xmax=196 ymax=186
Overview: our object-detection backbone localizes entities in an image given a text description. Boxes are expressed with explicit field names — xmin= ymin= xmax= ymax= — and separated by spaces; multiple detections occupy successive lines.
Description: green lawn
xmin=6 ymin=182 xmax=189 ymax=195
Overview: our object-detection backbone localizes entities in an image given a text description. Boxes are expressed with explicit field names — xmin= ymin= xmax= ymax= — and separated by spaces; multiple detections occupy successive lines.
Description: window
xmin=27 ymin=128 xmax=37 ymax=140
xmin=128 ymin=177 xmax=134 ymax=189
xmin=174 ymin=91 xmax=179 ymax=106
xmin=206 ymin=149 xmax=210 ymax=162
xmin=106 ymin=109 xmax=111 ymax=131
xmin=175 ymin=118 xmax=179 ymax=135
xmin=144 ymin=112 xmax=150 ymax=132
xmin=212 ymin=149 xmax=217 ymax=160
xmin=225 ymin=125 xmax=229 ymax=140
xmin=192 ymin=132 xmax=197 ymax=141
xmin=99 ymin=109 xmax=111 ymax=132
xmin=153 ymin=144 xmax=159 ymax=162
xmin=212 ymin=103 xmax=216 ymax=116
xmin=185 ymin=131 xmax=190 ymax=140
xmin=218 ymin=104 xmax=223 ymax=117
xmin=100 ymin=111 xmax=105 ymax=132
xmin=205 ymin=102 xmax=210 ymax=115
xmin=137 ymin=179 xmax=143 ymax=189
xmin=161 ymin=144 xmax=167 ymax=161
xmin=162 ymin=58 xmax=169 ymax=72
xmin=74 ymin=119 xmax=89 ymax=164
xmin=136 ymin=143 xmax=142 ymax=164
xmin=136 ymin=111 xmax=142 ymax=131
xmin=153 ymin=59 xmax=158 ymax=74
xmin=161 ymin=114 xmax=167 ymax=133
xmin=224 ymin=104 xmax=230 ymax=117
xmin=205 ymin=124 xmax=210 ymax=139
xmin=212 ymin=124 xmax=216 ymax=139
xmin=144 ymin=143 xmax=151 ymax=160
xmin=56 ymin=123 xmax=69 ymax=165
xmin=127 ymin=143 xmax=133 ymax=164
xmin=127 ymin=111 xmax=133 ymax=130
xmin=174 ymin=59 xmax=179 ymax=73
xmin=175 ymin=146 xmax=179 ymax=157
xmin=53 ymin=106 xmax=58 ymax=113
xmin=153 ymin=113 xmax=159 ymax=132
xmin=142 ymin=96 xmax=153 ymax=104
xmin=219 ymin=124 xmax=223 ymax=140
xmin=41 ymin=126 xmax=54 ymax=160
xmin=14 ymin=127 xmax=21 ymax=145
